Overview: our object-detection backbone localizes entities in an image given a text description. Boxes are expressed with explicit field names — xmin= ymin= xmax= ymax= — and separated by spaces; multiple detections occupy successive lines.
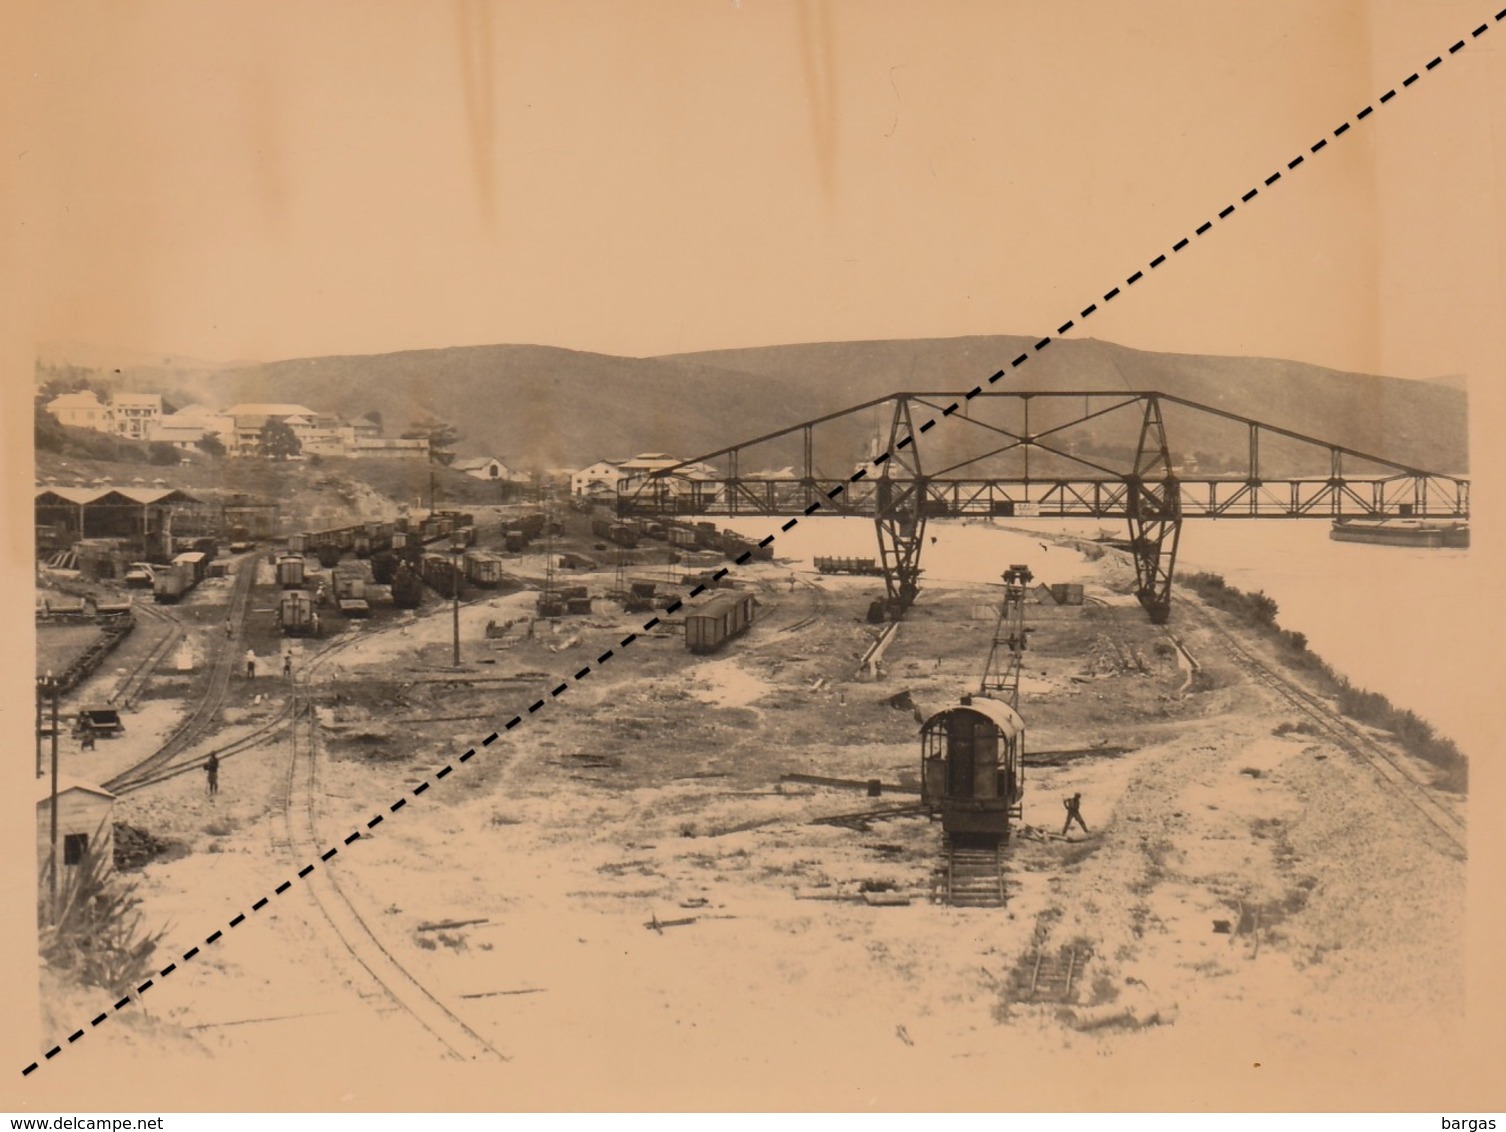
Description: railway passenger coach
xmin=684 ymin=590 xmax=757 ymax=653
xmin=919 ymin=695 xmax=1025 ymax=842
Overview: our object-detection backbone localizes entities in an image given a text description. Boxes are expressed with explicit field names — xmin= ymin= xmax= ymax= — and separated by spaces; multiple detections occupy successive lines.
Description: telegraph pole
xmin=46 ymin=672 xmax=60 ymax=924
xmin=451 ymin=538 xmax=463 ymax=667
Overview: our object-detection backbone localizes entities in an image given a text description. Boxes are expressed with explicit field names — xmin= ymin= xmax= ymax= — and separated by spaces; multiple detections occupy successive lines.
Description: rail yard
xmin=31 ymin=494 xmax=1468 ymax=1104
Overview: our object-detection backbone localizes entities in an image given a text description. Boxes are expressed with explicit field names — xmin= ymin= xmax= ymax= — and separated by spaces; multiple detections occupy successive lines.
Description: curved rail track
xmin=273 ymin=660 xmax=504 ymax=1061
xmin=106 ymin=602 xmax=183 ymax=708
xmin=1183 ymin=601 xmax=1467 ymax=858
xmin=776 ymin=574 xmax=831 ymax=634
xmin=102 ymin=559 xmax=260 ymax=793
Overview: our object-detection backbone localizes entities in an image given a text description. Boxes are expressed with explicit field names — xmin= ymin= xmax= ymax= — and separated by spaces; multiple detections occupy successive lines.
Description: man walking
xmin=245 ymin=648 xmax=256 ymax=679
xmin=283 ymin=650 xmax=294 ymax=679
xmin=224 ymin=618 xmax=233 ymax=639
xmin=205 ymin=751 xmax=220 ymax=797
xmin=1061 ymin=792 xmax=1089 ymax=836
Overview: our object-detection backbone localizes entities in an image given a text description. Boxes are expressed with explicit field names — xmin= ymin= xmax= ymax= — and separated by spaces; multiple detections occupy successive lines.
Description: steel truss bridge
xmin=622 ymin=391 xmax=1469 ymax=624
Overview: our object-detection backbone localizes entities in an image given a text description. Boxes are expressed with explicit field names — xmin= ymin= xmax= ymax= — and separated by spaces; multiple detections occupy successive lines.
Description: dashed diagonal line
xmin=22 ymin=7 xmax=1498 ymax=1077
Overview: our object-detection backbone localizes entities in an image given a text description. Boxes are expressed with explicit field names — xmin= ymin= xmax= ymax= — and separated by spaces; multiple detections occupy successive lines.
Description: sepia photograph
xmin=3 ymin=0 xmax=1503 ymax=1116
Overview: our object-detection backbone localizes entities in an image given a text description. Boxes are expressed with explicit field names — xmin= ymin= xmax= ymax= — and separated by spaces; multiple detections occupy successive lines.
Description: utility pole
xmin=35 ymin=675 xmax=44 ymax=779
xmin=45 ymin=672 xmax=60 ymax=924
xmin=451 ymin=538 xmax=463 ymax=667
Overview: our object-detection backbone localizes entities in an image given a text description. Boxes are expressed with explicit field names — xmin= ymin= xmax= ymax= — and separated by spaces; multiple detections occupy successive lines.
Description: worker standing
xmin=205 ymin=751 xmax=220 ymax=797
xmin=283 ymin=650 xmax=294 ymax=679
xmin=224 ymin=618 xmax=233 ymax=639
xmin=1061 ymin=792 xmax=1089 ymax=836
xmin=245 ymin=648 xmax=256 ymax=679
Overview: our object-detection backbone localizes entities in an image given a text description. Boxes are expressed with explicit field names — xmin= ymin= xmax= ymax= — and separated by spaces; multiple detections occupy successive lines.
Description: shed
xmin=36 ymin=776 xmax=116 ymax=879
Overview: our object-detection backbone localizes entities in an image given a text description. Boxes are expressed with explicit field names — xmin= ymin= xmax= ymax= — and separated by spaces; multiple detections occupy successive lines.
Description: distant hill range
xmin=85 ymin=335 xmax=1465 ymax=475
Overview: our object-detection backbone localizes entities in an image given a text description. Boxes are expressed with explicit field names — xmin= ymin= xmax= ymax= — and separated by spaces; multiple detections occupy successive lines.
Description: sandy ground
xmin=34 ymin=524 xmax=1468 ymax=1109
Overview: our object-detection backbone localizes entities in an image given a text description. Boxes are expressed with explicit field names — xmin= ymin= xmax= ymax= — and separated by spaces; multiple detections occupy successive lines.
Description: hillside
xmin=663 ymin=336 xmax=1469 ymax=475
xmin=82 ymin=336 xmax=1466 ymax=475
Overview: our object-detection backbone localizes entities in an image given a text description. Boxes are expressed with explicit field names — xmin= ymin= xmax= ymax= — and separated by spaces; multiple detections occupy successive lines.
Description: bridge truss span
xmin=622 ymin=390 xmax=1469 ymax=623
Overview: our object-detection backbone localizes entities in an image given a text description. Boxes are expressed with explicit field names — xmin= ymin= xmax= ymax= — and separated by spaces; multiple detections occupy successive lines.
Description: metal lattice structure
xmin=623 ymin=390 xmax=1469 ymax=623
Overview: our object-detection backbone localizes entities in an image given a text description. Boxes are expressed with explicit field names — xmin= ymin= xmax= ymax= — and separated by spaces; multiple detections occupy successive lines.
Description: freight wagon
xmin=152 ymin=552 xmax=207 ymax=603
xmin=463 ymin=550 xmax=507 ymax=587
xmin=504 ymin=529 xmax=528 ymax=553
xmin=684 ymin=590 xmax=757 ymax=653
xmin=814 ymin=556 xmax=882 ymax=576
xmin=419 ymin=552 xmax=465 ymax=599
xmin=275 ymin=554 xmax=307 ymax=590
xmin=666 ymin=526 xmax=699 ymax=549
xmin=277 ymin=589 xmax=321 ymax=637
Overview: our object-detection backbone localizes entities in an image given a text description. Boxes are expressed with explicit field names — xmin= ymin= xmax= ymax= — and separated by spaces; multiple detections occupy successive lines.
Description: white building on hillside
xmin=453 ymin=456 xmax=511 ymax=481
xmin=45 ymin=390 xmax=111 ymax=432
xmin=571 ymin=460 xmax=627 ymax=497
xmin=109 ymin=392 xmax=161 ymax=440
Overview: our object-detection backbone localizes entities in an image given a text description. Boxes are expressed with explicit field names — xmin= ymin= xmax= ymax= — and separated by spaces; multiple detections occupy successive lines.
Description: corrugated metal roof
xmin=920 ymin=696 xmax=1025 ymax=741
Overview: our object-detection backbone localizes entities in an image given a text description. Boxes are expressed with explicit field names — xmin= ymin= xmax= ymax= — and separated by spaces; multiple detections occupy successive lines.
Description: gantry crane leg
xmin=1125 ymin=396 xmax=1183 ymax=624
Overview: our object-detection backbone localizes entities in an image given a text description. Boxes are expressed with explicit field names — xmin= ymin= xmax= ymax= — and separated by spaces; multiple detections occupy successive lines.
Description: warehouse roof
xmin=35 ymin=486 xmax=201 ymax=506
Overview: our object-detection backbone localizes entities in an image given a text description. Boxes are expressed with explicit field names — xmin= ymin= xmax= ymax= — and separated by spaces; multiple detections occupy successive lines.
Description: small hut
xmin=35 ymin=776 xmax=116 ymax=882
xmin=919 ymin=695 xmax=1025 ymax=842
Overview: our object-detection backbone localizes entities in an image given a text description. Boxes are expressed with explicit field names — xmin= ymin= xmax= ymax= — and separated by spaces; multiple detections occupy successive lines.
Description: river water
xmin=720 ymin=515 xmax=1490 ymax=759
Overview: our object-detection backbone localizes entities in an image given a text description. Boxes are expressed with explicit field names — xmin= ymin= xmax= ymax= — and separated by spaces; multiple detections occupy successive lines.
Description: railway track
xmin=777 ymin=575 xmax=830 ymax=634
xmin=274 ymin=666 xmax=504 ymax=1062
xmin=102 ymin=560 xmax=259 ymax=794
xmin=1183 ymin=601 xmax=1467 ymax=858
xmin=108 ymin=612 xmax=387 ymax=795
xmin=106 ymin=601 xmax=183 ymax=708
xmin=937 ymin=836 xmax=1006 ymax=908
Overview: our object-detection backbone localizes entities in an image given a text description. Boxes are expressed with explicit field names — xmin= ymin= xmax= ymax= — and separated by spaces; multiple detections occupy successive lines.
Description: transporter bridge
xmin=622 ymin=389 xmax=1469 ymax=624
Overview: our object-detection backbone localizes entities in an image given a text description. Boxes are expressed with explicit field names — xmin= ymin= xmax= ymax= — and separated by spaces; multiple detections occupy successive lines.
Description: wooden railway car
xmin=151 ymin=553 xmax=205 ymax=603
xmin=276 ymin=589 xmax=321 ymax=637
xmin=419 ymin=552 xmax=465 ymax=599
xmin=684 ymin=590 xmax=757 ymax=653
xmin=462 ymin=549 xmax=507 ymax=587
xmin=666 ymin=526 xmax=699 ymax=549
xmin=814 ymin=556 xmax=883 ymax=576
xmin=275 ymin=553 xmax=307 ymax=590
xmin=504 ymin=529 xmax=528 ymax=553
xmin=919 ymin=695 xmax=1025 ymax=842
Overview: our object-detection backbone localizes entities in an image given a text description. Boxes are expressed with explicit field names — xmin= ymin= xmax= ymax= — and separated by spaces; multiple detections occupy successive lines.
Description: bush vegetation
xmin=38 ymin=831 xmax=168 ymax=998
xmin=1182 ymin=571 xmax=1467 ymax=793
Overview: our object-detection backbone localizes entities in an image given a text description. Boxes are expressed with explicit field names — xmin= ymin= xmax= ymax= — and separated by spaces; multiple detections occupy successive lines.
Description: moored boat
xmin=1329 ymin=519 xmax=1468 ymax=548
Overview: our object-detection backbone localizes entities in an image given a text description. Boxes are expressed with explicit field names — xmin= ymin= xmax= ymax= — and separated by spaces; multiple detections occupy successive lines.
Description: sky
xmin=4 ymin=0 xmax=1503 ymax=383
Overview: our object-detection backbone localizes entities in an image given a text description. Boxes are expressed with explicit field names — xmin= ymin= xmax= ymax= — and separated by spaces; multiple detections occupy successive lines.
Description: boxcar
xmin=173 ymin=551 xmax=209 ymax=583
xmin=684 ymin=590 xmax=756 ymax=653
xmin=667 ymin=526 xmax=698 ymax=548
xmin=277 ymin=589 xmax=321 ymax=637
xmin=463 ymin=550 xmax=506 ymax=587
xmin=275 ymin=554 xmax=306 ymax=590
xmin=504 ymin=529 xmax=528 ymax=553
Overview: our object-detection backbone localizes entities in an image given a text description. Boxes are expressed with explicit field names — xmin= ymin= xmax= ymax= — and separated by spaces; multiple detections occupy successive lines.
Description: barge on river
xmin=1329 ymin=519 xmax=1469 ymax=548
